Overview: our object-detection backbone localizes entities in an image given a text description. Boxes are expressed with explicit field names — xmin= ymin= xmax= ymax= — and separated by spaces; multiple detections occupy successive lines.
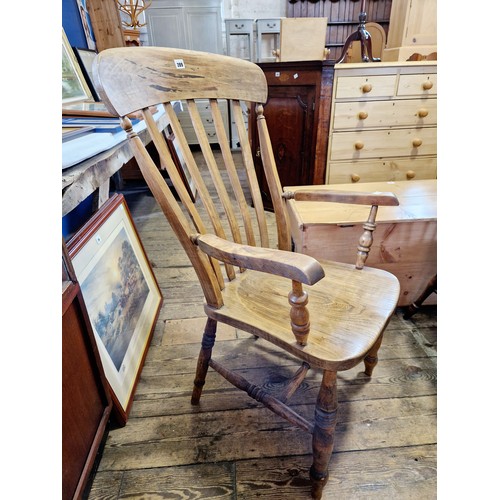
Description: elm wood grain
xmin=87 ymin=154 xmax=436 ymax=499
xmin=94 ymin=47 xmax=403 ymax=497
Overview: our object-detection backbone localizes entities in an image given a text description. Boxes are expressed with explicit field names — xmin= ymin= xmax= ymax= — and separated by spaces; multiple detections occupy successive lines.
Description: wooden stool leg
xmin=363 ymin=332 xmax=383 ymax=377
xmin=403 ymin=274 xmax=437 ymax=320
xmin=191 ymin=318 xmax=217 ymax=405
xmin=310 ymin=370 xmax=338 ymax=499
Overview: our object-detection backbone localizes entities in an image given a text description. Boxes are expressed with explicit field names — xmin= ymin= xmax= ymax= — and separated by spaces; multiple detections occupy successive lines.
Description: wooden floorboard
xmin=87 ymin=155 xmax=437 ymax=499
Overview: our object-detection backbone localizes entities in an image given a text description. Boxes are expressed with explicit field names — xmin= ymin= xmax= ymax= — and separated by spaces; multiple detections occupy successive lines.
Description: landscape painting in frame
xmin=68 ymin=194 xmax=162 ymax=424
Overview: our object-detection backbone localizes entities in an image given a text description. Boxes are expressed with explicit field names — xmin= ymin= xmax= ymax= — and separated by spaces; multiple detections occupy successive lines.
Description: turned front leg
xmin=310 ymin=370 xmax=338 ymax=499
xmin=191 ymin=318 xmax=217 ymax=405
xmin=363 ymin=333 xmax=383 ymax=377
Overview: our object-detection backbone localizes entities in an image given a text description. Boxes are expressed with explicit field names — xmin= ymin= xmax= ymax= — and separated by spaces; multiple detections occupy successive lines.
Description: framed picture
xmin=67 ymin=194 xmax=162 ymax=425
xmin=164 ymin=123 xmax=197 ymax=202
xmin=73 ymin=47 xmax=100 ymax=101
xmin=76 ymin=0 xmax=97 ymax=50
xmin=62 ymin=28 xmax=93 ymax=105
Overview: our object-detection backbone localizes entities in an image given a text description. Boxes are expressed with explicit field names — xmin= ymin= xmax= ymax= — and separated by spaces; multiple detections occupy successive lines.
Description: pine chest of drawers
xmin=326 ymin=61 xmax=437 ymax=184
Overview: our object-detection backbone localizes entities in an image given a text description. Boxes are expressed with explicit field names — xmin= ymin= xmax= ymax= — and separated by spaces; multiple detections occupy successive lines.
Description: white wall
xmin=222 ymin=0 xmax=286 ymax=19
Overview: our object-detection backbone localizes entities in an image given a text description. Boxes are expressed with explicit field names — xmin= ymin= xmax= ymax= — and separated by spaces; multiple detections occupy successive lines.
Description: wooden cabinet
xmin=86 ymin=0 xmax=125 ymax=51
xmin=326 ymin=61 xmax=437 ymax=184
xmin=145 ymin=0 xmax=223 ymax=54
xmin=62 ymin=243 xmax=112 ymax=500
xmin=383 ymin=0 xmax=437 ymax=61
xmin=250 ymin=61 xmax=334 ymax=210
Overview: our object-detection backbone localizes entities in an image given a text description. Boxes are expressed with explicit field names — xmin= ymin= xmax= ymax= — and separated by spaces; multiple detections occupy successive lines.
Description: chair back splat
xmin=94 ymin=46 xmax=400 ymax=499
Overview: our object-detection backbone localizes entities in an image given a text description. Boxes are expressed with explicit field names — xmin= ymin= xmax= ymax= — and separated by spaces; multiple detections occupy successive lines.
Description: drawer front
xmin=397 ymin=73 xmax=437 ymax=96
xmin=327 ymin=156 xmax=437 ymax=184
xmin=335 ymin=75 xmax=397 ymax=99
xmin=329 ymin=127 xmax=437 ymax=160
xmin=226 ymin=19 xmax=254 ymax=33
xmin=257 ymin=19 xmax=280 ymax=33
xmin=332 ymin=98 xmax=437 ymax=130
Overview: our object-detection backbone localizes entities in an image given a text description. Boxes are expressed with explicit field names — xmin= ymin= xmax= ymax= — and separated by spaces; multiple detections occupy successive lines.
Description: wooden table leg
xmin=403 ymin=274 xmax=437 ymax=320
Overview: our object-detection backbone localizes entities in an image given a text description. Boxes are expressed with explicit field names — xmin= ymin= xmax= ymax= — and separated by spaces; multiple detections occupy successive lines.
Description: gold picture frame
xmin=67 ymin=194 xmax=162 ymax=426
xmin=62 ymin=27 xmax=93 ymax=105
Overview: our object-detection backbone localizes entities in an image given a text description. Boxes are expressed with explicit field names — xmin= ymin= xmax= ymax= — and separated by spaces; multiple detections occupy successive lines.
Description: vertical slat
xmin=232 ymin=100 xmax=270 ymax=248
xmin=165 ymin=102 xmax=231 ymax=284
xmin=255 ymin=105 xmax=291 ymax=252
xmin=185 ymin=100 xmax=236 ymax=281
xmin=211 ymin=99 xmax=257 ymax=247
xmin=141 ymin=106 xmax=226 ymax=290
xmin=190 ymin=100 xmax=242 ymax=247
xmin=123 ymin=118 xmax=223 ymax=308
xmin=142 ymin=108 xmax=205 ymax=234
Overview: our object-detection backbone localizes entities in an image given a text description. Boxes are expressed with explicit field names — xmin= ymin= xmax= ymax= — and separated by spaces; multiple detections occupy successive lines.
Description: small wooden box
xmin=285 ymin=179 xmax=437 ymax=307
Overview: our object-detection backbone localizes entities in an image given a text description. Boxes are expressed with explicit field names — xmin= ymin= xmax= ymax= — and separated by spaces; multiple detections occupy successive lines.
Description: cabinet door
xmin=185 ymin=7 xmax=223 ymax=54
xmin=254 ymin=85 xmax=316 ymax=209
xmin=146 ymin=8 xmax=187 ymax=48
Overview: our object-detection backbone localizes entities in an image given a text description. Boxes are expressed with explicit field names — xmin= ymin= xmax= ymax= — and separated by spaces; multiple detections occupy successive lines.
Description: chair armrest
xmin=283 ymin=188 xmax=399 ymax=206
xmin=192 ymin=233 xmax=325 ymax=285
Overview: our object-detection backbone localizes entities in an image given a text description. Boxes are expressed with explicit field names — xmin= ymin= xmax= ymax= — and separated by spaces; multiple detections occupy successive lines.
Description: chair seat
xmin=206 ymin=259 xmax=400 ymax=371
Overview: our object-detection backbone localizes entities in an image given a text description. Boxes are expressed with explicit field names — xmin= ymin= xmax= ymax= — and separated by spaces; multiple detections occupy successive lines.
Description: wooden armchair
xmin=94 ymin=47 xmax=400 ymax=499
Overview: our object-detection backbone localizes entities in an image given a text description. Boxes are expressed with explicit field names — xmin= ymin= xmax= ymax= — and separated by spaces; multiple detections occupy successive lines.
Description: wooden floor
xmin=87 ymin=158 xmax=437 ymax=499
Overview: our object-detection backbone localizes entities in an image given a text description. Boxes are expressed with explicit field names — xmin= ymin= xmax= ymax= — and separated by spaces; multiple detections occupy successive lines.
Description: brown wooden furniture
xmin=403 ymin=274 xmax=437 ymax=319
xmin=286 ymin=179 xmax=437 ymax=307
xmin=326 ymin=60 xmax=437 ymax=185
xmin=94 ymin=46 xmax=400 ymax=498
xmin=383 ymin=0 xmax=437 ymax=62
xmin=249 ymin=60 xmax=334 ymax=210
xmin=274 ymin=17 xmax=329 ymax=62
xmin=62 ymin=240 xmax=112 ymax=500
xmin=86 ymin=0 xmax=125 ymax=51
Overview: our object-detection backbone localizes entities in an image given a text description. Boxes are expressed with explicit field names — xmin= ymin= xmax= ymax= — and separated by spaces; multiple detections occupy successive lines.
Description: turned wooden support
xmin=363 ymin=333 xmax=384 ymax=377
xmin=191 ymin=318 xmax=217 ymax=405
xmin=277 ymin=362 xmax=310 ymax=404
xmin=310 ymin=370 xmax=338 ymax=499
xmin=355 ymin=205 xmax=378 ymax=269
xmin=288 ymin=280 xmax=310 ymax=345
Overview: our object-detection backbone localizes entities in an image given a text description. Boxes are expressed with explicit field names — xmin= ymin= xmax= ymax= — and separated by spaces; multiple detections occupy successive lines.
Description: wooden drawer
xmin=329 ymin=127 xmax=437 ymax=160
xmin=335 ymin=75 xmax=397 ymax=99
xmin=225 ymin=18 xmax=254 ymax=33
xmin=397 ymin=73 xmax=437 ymax=96
xmin=332 ymin=98 xmax=437 ymax=130
xmin=327 ymin=156 xmax=437 ymax=184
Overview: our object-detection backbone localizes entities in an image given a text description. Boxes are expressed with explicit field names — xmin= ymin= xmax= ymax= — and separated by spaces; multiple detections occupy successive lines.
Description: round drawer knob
xmin=354 ymin=141 xmax=364 ymax=150
xmin=412 ymin=138 xmax=423 ymax=147
xmin=422 ymin=80 xmax=433 ymax=90
xmin=406 ymin=170 xmax=416 ymax=179
xmin=358 ymin=111 xmax=368 ymax=120
xmin=418 ymin=108 xmax=429 ymax=118
xmin=362 ymin=83 xmax=372 ymax=93
xmin=351 ymin=173 xmax=360 ymax=183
